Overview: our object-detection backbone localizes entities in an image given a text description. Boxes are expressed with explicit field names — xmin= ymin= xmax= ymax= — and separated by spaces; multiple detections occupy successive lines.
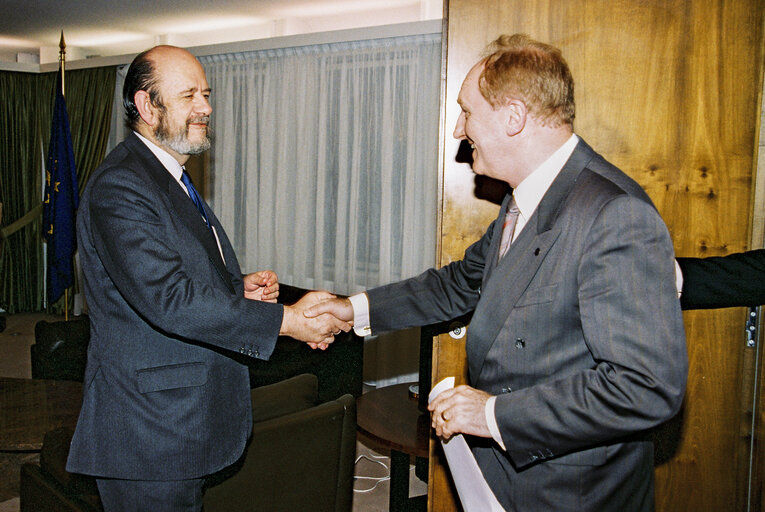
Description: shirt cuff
xmin=348 ymin=292 xmax=372 ymax=337
xmin=485 ymin=396 xmax=506 ymax=451
xmin=675 ymin=259 xmax=684 ymax=298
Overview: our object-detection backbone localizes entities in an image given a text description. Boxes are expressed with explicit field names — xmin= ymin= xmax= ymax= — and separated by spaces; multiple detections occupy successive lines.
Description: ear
xmin=134 ymin=90 xmax=159 ymax=127
xmin=504 ymin=99 xmax=527 ymax=137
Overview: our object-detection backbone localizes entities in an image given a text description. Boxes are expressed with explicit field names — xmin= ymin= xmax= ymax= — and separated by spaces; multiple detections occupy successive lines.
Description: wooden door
xmin=429 ymin=1 xmax=765 ymax=510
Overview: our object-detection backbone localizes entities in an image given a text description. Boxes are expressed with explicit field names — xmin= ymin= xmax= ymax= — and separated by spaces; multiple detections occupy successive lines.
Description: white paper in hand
xmin=428 ymin=377 xmax=505 ymax=512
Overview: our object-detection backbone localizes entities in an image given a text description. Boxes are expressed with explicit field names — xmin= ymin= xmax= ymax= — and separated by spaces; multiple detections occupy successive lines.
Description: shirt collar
xmin=512 ymin=133 xmax=579 ymax=223
xmin=134 ymin=131 xmax=184 ymax=183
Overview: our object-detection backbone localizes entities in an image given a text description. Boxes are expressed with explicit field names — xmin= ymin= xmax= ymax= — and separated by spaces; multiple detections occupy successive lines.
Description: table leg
xmin=389 ymin=450 xmax=427 ymax=511
xmin=389 ymin=450 xmax=409 ymax=511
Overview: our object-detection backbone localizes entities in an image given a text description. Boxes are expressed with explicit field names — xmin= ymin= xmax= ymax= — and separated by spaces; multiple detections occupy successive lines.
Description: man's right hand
xmin=303 ymin=297 xmax=354 ymax=323
xmin=280 ymin=291 xmax=352 ymax=349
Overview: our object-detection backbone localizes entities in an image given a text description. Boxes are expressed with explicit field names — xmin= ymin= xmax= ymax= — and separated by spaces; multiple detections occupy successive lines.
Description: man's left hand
xmin=243 ymin=271 xmax=279 ymax=302
xmin=428 ymin=385 xmax=493 ymax=440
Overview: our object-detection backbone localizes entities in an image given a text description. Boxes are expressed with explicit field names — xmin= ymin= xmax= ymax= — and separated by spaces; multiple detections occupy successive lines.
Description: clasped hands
xmin=243 ymin=271 xmax=354 ymax=350
xmin=244 ymin=274 xmax=494 ymax=440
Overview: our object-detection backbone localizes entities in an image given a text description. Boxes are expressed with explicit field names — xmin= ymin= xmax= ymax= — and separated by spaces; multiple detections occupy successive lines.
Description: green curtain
xmin=0 ymin=66 xmax=115 ymax=314
xmin=0 ymin=72 xmax=51 ymax=312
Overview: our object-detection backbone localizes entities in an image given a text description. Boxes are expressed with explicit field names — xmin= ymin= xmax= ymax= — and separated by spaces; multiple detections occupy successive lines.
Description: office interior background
xmin=0 ymin=0 xmax=763 ymax=510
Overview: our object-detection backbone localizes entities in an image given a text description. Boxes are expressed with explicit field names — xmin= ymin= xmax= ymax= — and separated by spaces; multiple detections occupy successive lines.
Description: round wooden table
xmin=0 ymin=377 xmax=83 ymax=451
xmin=356 ymin=382 xmax=430 ymax=511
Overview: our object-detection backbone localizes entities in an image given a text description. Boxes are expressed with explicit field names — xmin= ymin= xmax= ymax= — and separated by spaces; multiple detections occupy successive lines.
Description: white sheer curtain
xmin=104 ymin=34 xmax=442 ymax=387
xmin=107 ymin=64 xmax=129 ymax=154
xmin=199 ymin=34 xmax=441 ymax=296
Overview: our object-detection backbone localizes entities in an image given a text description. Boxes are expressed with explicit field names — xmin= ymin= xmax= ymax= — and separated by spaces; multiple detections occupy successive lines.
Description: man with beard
xmin=66 ymin=45 xmax=350 ymax=511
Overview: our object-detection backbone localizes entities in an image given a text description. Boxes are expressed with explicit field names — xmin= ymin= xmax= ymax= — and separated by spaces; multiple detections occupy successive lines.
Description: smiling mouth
xmin=188 ymin=116 xmax=210 ymax=128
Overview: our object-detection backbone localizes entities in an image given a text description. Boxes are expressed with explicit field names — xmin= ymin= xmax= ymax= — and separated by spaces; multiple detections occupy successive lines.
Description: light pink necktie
xmin=498 ymin=200 xmax=520 ymax=261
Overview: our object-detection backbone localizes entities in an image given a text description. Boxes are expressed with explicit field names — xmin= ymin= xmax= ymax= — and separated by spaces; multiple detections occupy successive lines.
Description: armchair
xmin=31 ymin=317 xmax=90 ymax=381
xmin=20 ymin=374 xmax=357 ymax=512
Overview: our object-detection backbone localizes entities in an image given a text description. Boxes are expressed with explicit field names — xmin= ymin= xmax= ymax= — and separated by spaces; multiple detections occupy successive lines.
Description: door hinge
xmin=745 ymin=306 xmax=758 ymax=348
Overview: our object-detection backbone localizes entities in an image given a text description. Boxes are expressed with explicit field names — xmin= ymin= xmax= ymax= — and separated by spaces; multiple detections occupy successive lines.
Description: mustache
xmin=187 ymin=116 xmax=210 ymax=126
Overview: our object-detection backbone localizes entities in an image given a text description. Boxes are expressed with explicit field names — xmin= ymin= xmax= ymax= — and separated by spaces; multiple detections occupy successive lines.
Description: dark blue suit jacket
xmin=67 ymin=133 xmax=283 ymax=480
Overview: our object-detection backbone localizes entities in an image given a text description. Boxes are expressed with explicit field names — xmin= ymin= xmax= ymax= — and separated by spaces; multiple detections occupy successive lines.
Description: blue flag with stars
xmin=43 ymin=68 xmax=79 ymax=304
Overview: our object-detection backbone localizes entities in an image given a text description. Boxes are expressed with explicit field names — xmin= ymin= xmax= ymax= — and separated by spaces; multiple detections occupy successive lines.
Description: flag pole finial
xmin=59 ymin=30 xmax=66 ymax=97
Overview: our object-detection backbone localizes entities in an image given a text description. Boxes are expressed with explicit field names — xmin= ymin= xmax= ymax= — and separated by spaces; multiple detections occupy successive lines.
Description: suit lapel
xmin=167 ymin=183 xmax=236 ymax=294
xmin=470 ymin=222 xmax=562 ymax=378
xmin=469 ymin=141 xmax=593 ymax=378
xmin=125 ymin=134 xmax=235 ymax=294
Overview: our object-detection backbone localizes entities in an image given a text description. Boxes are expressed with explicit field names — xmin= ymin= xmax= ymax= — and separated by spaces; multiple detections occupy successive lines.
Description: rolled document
xmin=428 ymin=377 xmax=505 ymax=512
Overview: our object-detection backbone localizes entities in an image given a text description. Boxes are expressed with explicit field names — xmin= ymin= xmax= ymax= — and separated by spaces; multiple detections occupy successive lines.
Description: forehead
xmin=153 ymin=50 xmax=209 ymax=94
xmin=457 ymin=63 xmax=485 ymax=107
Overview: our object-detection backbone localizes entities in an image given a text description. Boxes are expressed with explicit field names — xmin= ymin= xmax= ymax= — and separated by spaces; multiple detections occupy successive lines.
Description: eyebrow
xmin=178 ymin=87 xmax=212 ymax=95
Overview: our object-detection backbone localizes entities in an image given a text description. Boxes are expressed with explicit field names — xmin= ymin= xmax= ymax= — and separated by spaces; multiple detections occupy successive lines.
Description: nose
xmin=453 ymin=111 xmax=466 ymax=140
xmin=195 ymin=94 xmax=212 ymax=116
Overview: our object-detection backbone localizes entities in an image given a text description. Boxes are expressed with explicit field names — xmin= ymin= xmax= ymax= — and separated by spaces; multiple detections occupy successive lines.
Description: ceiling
xmin=0 ymin=0 xmax=442 ymax=65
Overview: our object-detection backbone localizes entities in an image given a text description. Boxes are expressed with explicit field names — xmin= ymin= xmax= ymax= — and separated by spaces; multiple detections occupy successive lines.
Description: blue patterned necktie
xmin=180 ymin=170 xmax=211 ymax=230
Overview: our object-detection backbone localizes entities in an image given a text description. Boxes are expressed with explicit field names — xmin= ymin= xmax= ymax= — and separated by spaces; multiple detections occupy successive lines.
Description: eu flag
xmin=43 ymin=69 xmax=79 ymax=305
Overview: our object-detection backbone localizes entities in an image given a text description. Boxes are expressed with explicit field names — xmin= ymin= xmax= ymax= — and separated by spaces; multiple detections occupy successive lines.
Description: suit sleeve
xmin=495 ymin=195 xmax=688 ymax=466
xmin=366 ymin=214 xmax=501 ymax=333
xmin=86 ymin=166 xmax=282 ymax=359
xmin=677 ymin=250 xmax=765 ymax=309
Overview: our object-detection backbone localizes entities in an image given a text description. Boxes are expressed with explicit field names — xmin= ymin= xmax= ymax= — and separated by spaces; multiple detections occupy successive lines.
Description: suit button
xmin=502 ymin=387 xmax=512 ymax=393
xmin=254 ymin=349 xmax=259 ymax=357
xmin=515 ymin=338 xmax=525 ymax=349
xmin=247 ymin=349 xmax=253 ymax=356
xmin=239 ymin=347 xmax=245 ymax=354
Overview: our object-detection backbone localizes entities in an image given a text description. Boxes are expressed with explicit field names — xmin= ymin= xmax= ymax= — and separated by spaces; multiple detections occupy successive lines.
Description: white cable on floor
xmin=353 ymin=453 xmax=419 ymax=494
xmin=353 ymin=453 xmax=390 ymax=493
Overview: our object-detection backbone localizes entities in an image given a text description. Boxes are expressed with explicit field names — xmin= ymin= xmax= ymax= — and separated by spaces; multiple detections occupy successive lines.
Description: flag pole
xmin=59 ymin=31 xmax=66 ymax=97
xmin=44 ymin=29 xmax=79 ymax=321
xmin=59 ymin=31 xmax=69 ymax=321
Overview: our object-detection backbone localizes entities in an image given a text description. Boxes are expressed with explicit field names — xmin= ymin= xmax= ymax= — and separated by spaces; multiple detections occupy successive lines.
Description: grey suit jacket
xmin=67 ymin=133 xmax=283 ymax=480
xmin=367 ymin=139 xmax=687 ymax=511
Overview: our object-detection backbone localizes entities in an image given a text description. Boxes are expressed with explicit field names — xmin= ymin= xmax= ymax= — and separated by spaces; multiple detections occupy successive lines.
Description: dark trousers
xmin=96 ymin=477 xmax=205 ymax=512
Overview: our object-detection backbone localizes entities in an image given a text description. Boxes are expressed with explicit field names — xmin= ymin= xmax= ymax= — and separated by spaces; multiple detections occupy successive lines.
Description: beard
xmin=154 ymin=112 xmax=212 ymax=155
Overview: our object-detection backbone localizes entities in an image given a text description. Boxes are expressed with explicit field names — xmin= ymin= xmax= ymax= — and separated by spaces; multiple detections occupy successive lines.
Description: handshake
xmin=243 ymin=271 xmax=356 ymax=350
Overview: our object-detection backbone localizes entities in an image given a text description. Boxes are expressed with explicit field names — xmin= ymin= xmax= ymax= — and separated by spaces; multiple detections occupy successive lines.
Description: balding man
xmin=66 ymin=45 xmax=349 ymax=511
xmin=308 ymin=34 xmax=687 ymax=511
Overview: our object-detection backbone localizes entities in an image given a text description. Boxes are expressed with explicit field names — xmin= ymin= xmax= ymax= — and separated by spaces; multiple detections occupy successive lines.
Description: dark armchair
xmin=32 ymin=316 xmax=90 ymax=381
xmin=20 ymin=373 xmax=357 ymax=512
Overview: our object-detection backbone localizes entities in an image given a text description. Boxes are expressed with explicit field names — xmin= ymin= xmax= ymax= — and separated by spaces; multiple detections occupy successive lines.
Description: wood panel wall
xmin=430 ymin=0 xmax=765 ymax=510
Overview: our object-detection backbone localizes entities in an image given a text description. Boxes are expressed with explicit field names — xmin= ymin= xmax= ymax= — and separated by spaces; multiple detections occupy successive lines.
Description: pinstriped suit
xmin=366 ymin=138 xmax=687 ymax=511
xmin=67 ymin=133 xmax=283 ymax=482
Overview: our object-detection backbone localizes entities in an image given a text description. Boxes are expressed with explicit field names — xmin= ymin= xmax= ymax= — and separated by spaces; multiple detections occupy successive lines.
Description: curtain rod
xmin=1 ymin=20 xmax=442 ymax=74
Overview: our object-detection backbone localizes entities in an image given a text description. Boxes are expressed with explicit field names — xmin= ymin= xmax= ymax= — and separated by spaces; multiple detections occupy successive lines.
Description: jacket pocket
xmin=136 ymin=362 xmax=208 ymax=394
xmin=516 ymin=283 xmax=558 ymax=307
